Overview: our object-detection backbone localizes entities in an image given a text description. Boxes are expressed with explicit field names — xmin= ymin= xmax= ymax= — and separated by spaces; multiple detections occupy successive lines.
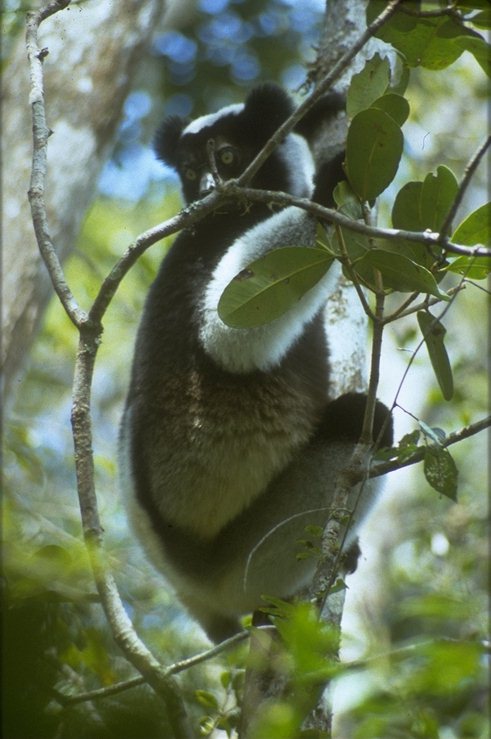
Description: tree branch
xmin=222 ymin=183 xmax=491 ymax=257
xmin=371 ymin=414 xmax=491 ymax=478
xmin=26 ymin=4 xmax=194 ymax=737
xmin=439 ymin=135 xmax=491 ymax=242
xmin=26 ymin=0 xmax=86 ymax=329
xmin=89 ymin=192 xmax=222 ymax=324
xmin=235 ymin=0 xmax=404 ymax=188
xmin=58 ymin=630 xmax=249 ymax=706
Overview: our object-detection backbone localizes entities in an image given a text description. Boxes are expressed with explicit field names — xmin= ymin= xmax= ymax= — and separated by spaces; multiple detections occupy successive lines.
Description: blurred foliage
xmin=3 ymin=0 xmax=490 ymax=737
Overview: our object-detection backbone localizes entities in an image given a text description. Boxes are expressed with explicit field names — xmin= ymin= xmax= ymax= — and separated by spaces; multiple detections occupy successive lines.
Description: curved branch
xmin=89 ymin=191 xmax=222 ymax=324
xmin=26 ymin=0 xmax=85 ymax=328
xmin=26 ymin=4 xmax=193 ymax=736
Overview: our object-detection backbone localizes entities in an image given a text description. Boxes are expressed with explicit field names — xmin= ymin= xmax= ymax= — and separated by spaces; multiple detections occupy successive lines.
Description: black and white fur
xmin=120 ymin=84 xmax=392 ymax=642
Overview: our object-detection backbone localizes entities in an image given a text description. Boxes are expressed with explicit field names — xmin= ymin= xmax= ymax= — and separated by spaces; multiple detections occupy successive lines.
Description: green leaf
xmin=330 ymin=182 xmax=373 ymax=263
xmin=368 ymin=4 xmax=470 ymax=70
xmin=456 ymin=0 xmax=491 ymax=10
xmin=347 ymin=53 xmax=390 ymax=117
xmin=417 ymin=310 xmax=454 ymax=401
xmin=391 ymin=169 xmax=459 ymax=268
xmin=469 ymin=10 xmax=491 ymax=30
xmin=195 ymin=690 xmax=219 ymax=710
xmin=220 ymin=671 xmax=231 ymax=689
xmin=217 ymin=247 xmax=334 ymax=328
xmin=424 ymin=446 xmax=458 ymax=500
xmin=332 ymin=180 xmax=363 ymax=217
xmin=452 ymin=202 xmax=491 ymax=246
xmin=346 ymin=108 xmax=403 ymax=202
xmin=390 ymin=182 xmax=437 ymax=269
xmin=383 ymin=429 xmax=421 ymax=463
xmin=446 ymin=255 xmax=491 ymax=279
xmin=453 ymin=34 xmax=491 ymax=77
xmin=392 ymin=181 xmax=424 ymax=231
xmin=420 ymin=166 xmax=459 ymax=233
xmin=354 ymin=250 xmax=447 ymax=298
xmin=371 ymin=92 xmax=410 ymax=127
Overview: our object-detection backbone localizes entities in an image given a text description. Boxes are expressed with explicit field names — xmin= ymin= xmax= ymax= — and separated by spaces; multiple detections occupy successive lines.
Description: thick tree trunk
xmin=2 ymin=0 xmax=162 ymax=403
xmin=239 ymin=2 xmax=393 ymax=735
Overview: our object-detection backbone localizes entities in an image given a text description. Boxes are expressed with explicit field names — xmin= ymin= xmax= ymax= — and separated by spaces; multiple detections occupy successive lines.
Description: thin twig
xmin=439 ymin=135 xmax=491 ymax=241
xmin=59 ymin=630 xmax=250 ymax=706
xmin=371 ymin=414 xmax=491 ymax=479
xmin=383 ymin=285 xmax=465 ymax=324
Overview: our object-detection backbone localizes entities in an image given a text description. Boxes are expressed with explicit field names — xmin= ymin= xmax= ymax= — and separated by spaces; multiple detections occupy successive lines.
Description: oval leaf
xmin=452 ymin=202 xmax=491 ymax=246
xmin=392 ymin=181 xmax=424 ymax=231
xmin=354 ymin=249 xmax=447 ymax=298
xmin=446 ymin=255 xmax=491 ymax=280
xmin=420 ymin=165 xmax=458 ymax=232
xmin=371 ymin=93 xmax=410 ymax=127
xmin=346 ymin=108 xmax=403 ymax=202
xmin=424 ymin=446 xmax=458 ymax=500
xmin=417 ymin=310 xmax=454 ymax=400
xmin=347 ymin=53 xmax=390 ymax=117
xmin=218 ymin=247 xmax=334 ymax=328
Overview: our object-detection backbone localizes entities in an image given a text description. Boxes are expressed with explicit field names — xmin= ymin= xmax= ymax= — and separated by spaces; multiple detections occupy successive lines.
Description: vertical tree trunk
xmin=239 ymin=2 xmax=393 ymax=735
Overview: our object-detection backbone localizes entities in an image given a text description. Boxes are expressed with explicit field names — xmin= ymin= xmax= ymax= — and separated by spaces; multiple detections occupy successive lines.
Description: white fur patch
xmin=199 ymin=208 xmax=339 ymax=373
xmin=281 ymin=134 xmax=315 ymax=197
xmin=183 ymin=104 xmax=244 ymax=135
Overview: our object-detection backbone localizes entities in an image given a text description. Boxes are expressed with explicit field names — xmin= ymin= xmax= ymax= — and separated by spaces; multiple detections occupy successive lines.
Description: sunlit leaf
xmin=218 ymin=247 xmax=334 ymax=328
xmin=195 ymin=690 xmax=219 ymax=710
xmin=452 ymin=202 xmax=491 ymax=246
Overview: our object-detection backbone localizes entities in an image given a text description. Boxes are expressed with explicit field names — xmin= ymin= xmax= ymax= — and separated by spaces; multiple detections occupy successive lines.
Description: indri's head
xmin=153 ymin=83 xmax=314 ymax=204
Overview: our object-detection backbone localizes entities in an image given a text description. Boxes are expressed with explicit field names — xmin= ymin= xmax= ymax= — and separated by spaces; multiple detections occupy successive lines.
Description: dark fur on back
xmin=120 ymin=83 xmax=391 ymax=641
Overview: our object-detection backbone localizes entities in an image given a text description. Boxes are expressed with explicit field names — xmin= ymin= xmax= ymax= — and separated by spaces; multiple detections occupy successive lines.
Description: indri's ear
xmin=153 ymin=116 xmax=187 ymax=168
xmin=242 ymin=83 xmax=295 ymax=144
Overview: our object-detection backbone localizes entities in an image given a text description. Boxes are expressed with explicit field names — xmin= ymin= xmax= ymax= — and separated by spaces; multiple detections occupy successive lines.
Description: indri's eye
xmin=184 ymin=167 xmax=197 ymax=181
xmin=218 ymin=146 xmax=240 ymax=166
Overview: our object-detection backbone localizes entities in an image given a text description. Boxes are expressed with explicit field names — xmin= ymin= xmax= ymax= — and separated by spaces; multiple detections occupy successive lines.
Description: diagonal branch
xmin=236 ymin=0 xmax=405 ymax=188
xmin=439 ymin=135 xmax=491 ymax=241
xmin=370 ymin=414 xmax=491 ymax=479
